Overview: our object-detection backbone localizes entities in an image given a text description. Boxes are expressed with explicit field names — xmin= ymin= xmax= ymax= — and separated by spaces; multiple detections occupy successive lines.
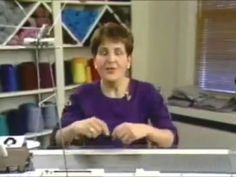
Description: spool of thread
xmin=43 ymin=8 xmax=50 ymax=18
xmin=0 ymin=79 xmax=2 ymax=92
xmin=7 ymin=109 xmax=27 ymax=135
xmin=0 ymin=114 xmax=9 ymax=136
xmin=42 ymin=103 xmax=58 ymax=129
xmin=39 ymin=62 xmax=53 ymax=88
xmin=18 ymin=103 xmax=44 ymax=133
xmin=26 ymin=105 xmax=44 ymax=132
xmin=34 ymin=6 xmax=49 ymax=18
xmin=71 ymin=58 xmax=87 ymax=84
xmin=64 ymin=60 xmax=73 ymax=85
xmin=88 ymin=58 xmax=100 ymax=81
xmin=18 ymin=62 xmax=38 ymax=90
xmin=0 ymin=64 xmax=18 ymax=92
xmin=36 ymin=17 xmax=51 ymax=27
xmin=86 ymin=66 xmax=92 ymax=83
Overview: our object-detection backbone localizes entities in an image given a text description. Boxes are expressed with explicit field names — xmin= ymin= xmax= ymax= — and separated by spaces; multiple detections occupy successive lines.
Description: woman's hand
xmin=112 ymin=122 xmax=175 ymax=147
xmin=112 ymin=123 xmax=151 ymax=144
xmin=71 ymin=117 xmax=110 ymax=139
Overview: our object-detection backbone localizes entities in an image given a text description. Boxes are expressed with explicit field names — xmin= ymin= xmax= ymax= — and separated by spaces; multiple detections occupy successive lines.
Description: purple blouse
xmin=61 ymin=79 xmax=178 ymax=148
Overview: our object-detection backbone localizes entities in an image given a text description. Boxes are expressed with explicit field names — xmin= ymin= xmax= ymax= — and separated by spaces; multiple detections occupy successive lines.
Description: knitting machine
xmin=0 ymin=136 xmax=34 ymax=173
xmin=0 ymin=148 xmax=236 ymax=176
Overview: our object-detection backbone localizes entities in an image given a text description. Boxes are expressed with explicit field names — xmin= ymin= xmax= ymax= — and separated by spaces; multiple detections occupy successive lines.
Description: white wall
xmin=131 ymin=1 xmax=150 ymax=82
xmin=132 ymin=1 xmax=236 ymax=150
xmin=132 ymin=1 xmax=197 ymax=97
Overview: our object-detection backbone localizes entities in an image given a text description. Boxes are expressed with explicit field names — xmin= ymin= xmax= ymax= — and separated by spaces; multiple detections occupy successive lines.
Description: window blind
xmin=196 ymin=0 xmax=236 ymax=93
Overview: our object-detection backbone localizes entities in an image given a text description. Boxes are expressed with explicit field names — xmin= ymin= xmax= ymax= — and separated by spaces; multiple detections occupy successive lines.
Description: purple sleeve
xmin=49 ymin=88 xmax=85 ymax=147
xmin=146 ymin=85 xmax=178 ymax=146
xmin=61 ymin=89 xmax=84 ymax=128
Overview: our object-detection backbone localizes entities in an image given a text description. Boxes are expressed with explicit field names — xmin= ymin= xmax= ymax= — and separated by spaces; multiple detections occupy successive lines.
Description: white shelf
xmin=0 ymin=46 xmax=35 ymax=50
xmin=65 ymin=84 xmax=80 ymax=91
xmin=0 ymin=88 xmax=55 ymax=98
xmin=63 ymin=44 xmax=83 ymax=48
xmin=25 ymin=129 xmax=53 ymax=138
xmin=0 ymin=45 xmax=56 ymax=50
xmin=19 ymin=0 xmax=131 ymax=6
xmin=61 ymin=1 xmax=131 ymax=6
xmin=19 ymin=0 xmax=52 ymax=2
xmin=168 ymin=105 xmax=236 ymax=125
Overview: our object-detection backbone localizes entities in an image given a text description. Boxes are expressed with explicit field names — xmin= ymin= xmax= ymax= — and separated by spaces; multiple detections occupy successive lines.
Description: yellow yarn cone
xmin=71 ymin=58 xmax=87 ymax=84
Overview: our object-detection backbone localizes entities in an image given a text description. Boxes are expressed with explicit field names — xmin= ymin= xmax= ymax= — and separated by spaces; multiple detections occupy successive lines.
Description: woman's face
xmin=94 ymin=40 xmax=131 ymax=82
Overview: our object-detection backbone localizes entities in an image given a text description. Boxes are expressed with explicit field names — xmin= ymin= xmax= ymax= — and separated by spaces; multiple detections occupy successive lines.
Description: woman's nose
xmin=107 ymin=53 xmax=116 ymax=62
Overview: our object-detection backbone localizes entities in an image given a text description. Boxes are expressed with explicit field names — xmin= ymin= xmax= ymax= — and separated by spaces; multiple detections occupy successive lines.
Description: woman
xmin=53 ymin=23 xmax=178 ymax=148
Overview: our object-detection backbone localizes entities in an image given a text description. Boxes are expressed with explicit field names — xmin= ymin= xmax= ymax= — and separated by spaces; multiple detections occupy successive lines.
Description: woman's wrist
xmin=146 ymin=126 xmax=174 ymax=148
xmin=145 ymin=126 xmax=158 ymax=141
xmin=57 ymin=123 xmax=77 ymax=145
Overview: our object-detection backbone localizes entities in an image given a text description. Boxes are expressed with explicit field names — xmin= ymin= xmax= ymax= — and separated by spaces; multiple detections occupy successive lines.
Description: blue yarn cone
xmin=0 ymin=114 xmax=9 ymax=136
xmin=7 ymin=109 xmax=27 ymax=135
xmin=42 ymin=103 xmax=58 ymax=129
xmin=18 ymin=103 xmax=44 ymax=133
xmin=0 ymin=64 xmax=18 ymax=92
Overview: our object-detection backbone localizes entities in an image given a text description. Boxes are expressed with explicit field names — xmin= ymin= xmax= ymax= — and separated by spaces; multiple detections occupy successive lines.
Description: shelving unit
xmin=2 ymin=2 xmax=41 ymax=45
xmin=60 ymin=1 xmax=131 ymax=6
xmin=0 ymin=0 xmax=131 ymax=146
xmin=25 ymin=128 xmax=53 ymax=139
xmin=60 ymin=2 xmax=130 ymax=45
xmin=0 ymin=84 xmax=80 ymax=99
xmin=0 ymin=0 xmax=131 ymax=46
xmin=65 ymin=84 xmax=80 ymax=91
xmin=0 ymin=88 xmax=55 ymax=98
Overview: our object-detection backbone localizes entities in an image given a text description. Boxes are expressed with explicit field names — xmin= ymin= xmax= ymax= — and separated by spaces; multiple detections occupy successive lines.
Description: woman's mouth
xmin=105 ymin=67 xmax=116 ymax=73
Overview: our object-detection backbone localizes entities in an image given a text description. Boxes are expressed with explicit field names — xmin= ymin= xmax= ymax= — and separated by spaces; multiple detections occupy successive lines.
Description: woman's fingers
xmin=92 ymin=117 xmax=110 ymax=136
xmin=112 ymin=123 xmax=136 ymax=144
xmin=84 ymin=117 xmax=110 ymax=138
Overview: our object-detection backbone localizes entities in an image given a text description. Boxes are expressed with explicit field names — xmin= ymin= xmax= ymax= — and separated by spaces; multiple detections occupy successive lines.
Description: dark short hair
xmin=90 ymin=22 xmax=133 ymax=56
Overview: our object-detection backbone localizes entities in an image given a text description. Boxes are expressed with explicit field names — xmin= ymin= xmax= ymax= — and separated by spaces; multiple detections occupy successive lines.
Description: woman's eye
xmin=114 ymin=49 xmax=124 ymax=56
xmin=98 ymin=49 xmax=108 ymax=56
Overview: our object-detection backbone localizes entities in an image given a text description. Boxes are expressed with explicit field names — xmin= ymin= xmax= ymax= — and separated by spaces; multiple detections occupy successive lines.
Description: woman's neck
xmin=101 ymin=78 xmax=130 ymax=98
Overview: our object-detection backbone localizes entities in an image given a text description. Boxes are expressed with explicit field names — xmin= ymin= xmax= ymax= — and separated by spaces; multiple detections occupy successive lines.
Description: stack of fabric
xmin=62 ymin=8 xmax=99 ymax=41
xmin=0 ymin=0 xmax=24 ymax=44
xmin=168 ymin=86 xmax=236 ymax=112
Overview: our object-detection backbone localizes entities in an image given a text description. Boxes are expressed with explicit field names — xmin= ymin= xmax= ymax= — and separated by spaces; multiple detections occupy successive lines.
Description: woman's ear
xmin=127 ymin=56 xmax=132 ymax=69
xmin=127 ymin=63 xmax=130 ymax=69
